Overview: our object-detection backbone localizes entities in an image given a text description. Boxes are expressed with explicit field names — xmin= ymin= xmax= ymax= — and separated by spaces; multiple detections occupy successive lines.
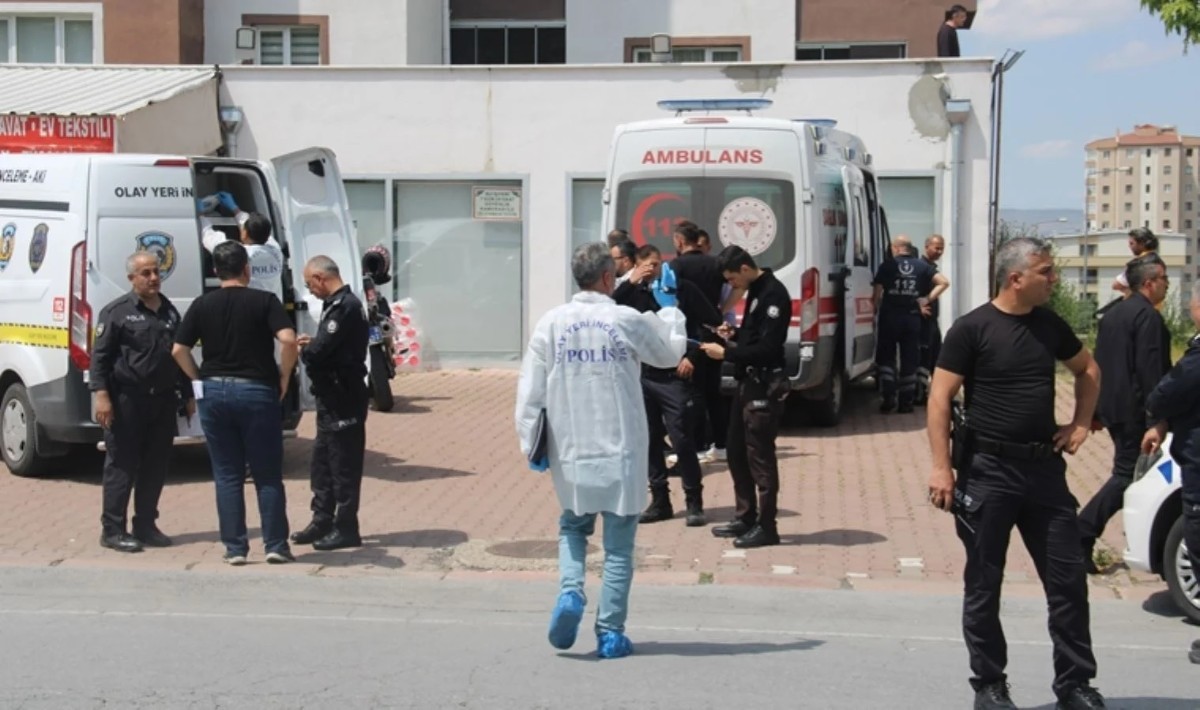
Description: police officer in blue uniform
xmin=699 ymin=246 xmax=792 ymax=549
xmin=90 ymin=252 xmax=194 ymax=553
xmin=290 ymin=256 xmax=370 ymax=551
xmin=873 ymin=235 xmax=947 ymax=413
xmin=928 ymin=237 xmax=1106 ymax=710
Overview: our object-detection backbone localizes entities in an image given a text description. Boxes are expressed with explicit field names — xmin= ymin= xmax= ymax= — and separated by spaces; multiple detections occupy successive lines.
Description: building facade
xmin=1 ymin=0 xmax=977 ymax=66
xmin=1049 ymin=229 xmax=1189 ymax=309
xmin=1085 ymin=124 xmax=1200 ymax=290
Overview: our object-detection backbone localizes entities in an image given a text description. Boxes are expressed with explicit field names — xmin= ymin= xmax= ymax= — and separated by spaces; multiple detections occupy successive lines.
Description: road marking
xmin=0 ymin=608 xmax=1186 ymax=654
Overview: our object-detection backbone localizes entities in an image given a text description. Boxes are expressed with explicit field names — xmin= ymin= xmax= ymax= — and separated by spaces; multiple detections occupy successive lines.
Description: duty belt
xmin=973 ymin=435 xmax=1057 ymax=461
xmin=742 ymin=366 xmax=785 ymax=382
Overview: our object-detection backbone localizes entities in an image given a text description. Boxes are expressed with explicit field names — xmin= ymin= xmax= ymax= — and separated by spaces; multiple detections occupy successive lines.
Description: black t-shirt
xmin=174 ymin=286 xmax=293 ymax=382
xmin=873 ymin=256 xmax=935 ymax=314
xmin=937 ymin=23 xmax=960 ymax=57
xmin=671 ymin=250 xmax=725 ymax=307
xmin=937 ymin=303 xmax=1082 ymax=443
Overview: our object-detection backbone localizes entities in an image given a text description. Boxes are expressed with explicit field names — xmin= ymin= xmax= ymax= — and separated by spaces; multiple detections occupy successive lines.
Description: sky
xmin=966 ymin=0 xmax=1200 ymax=210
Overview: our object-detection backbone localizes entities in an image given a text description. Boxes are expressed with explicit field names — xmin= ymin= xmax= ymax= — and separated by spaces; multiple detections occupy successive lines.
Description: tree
xmin=1141 ymin=0 xmax=1200 ymax=48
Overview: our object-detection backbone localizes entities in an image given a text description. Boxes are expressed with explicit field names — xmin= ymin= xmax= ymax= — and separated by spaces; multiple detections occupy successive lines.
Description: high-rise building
xmin=1085 ymin=125 xmax=1200 ymax=287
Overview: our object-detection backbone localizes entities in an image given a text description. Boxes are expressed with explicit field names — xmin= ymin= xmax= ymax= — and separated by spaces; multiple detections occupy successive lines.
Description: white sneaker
xmin=709 ymin=447 xmax=727 ymax=462
xmin=665 ymin=453 xmax=679 ymax=467
xmin=223 ymin=553 xmax=247 ymax=566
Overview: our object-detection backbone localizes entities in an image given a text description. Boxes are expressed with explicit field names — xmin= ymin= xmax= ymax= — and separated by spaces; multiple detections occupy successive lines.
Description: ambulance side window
xmin=852 ymin=194 xmax=868 ymax=267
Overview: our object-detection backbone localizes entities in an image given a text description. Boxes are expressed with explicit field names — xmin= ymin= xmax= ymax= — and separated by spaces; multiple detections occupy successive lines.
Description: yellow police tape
xmin=0 ymin=323 xmax=70 ymax=349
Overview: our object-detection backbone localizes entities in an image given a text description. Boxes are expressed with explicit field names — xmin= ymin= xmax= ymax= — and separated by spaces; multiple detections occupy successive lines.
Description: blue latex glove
xmin=528 ymin=455 xmax=549 ymax=472
xmin=652 ymin=262 xmax=678 ymax=308
xmin=216 ymin=191 xmax=239 ymax=213
xmin=196 ymin=195 xmax=220 ymax=213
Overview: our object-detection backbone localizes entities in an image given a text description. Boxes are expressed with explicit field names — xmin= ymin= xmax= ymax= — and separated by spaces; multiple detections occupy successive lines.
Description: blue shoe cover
xmin=596 ymin=630 xmax=634 ymax=659
xmin=548 ymin=590 xmax=585 ymax=650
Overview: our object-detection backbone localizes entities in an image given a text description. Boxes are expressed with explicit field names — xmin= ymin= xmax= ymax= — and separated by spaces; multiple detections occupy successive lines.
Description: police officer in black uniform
xmin=873 ymin=235 xmax=947 ymax=413
xmin=699 ymin=246 xmax=792 ymax=549
xmin=614 ymin=244 xmax=722 ymax=526
xmin=927 ymin=237 xmax=1106 ymax=710
xmin=916 ymin=234 xmax=946 ymax=405
xmin=290 ymin=255 xmax=370 ymax=551
xmin=90 ymin=252 xmax=194 ymax=553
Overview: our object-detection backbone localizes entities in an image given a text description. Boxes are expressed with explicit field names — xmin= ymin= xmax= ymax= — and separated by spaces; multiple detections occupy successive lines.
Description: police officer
xmin=699 ymin=246 xmax=792 ymax=549
xmin=614 ymin=244 xmax=722 ymax=526
xmin=90 ymin=252 xmax=194 ymax=553
xmin=873 ymin=235 xmax=948 ymax=413
xmin=290 ymin=255 xmax=370 ymax=551
xmin=928 ymin=237 xmax=1106 ymax=709
xmin=916 ymin=234 xmax=946 ymax=405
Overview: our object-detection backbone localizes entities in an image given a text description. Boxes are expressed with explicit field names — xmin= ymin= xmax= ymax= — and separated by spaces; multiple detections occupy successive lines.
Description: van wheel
xmin=1163 ymin=517 xmax=1200 ymax=624
xmin=1 ymin=383 xmax=53 ymax=477
xmin=808 ymin=368 xmax=846 ymax=428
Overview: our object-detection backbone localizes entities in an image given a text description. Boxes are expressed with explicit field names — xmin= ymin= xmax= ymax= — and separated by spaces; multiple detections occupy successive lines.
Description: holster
xmin=950 ymin=400 xmax=972 ymax=472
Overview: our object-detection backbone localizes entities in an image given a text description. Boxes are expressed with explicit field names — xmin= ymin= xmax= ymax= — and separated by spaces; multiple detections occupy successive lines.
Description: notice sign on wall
xmin=0 ymin=114 xmax=116 ymax=154
xmin=472 ymin=186 xmax=522 ymax=221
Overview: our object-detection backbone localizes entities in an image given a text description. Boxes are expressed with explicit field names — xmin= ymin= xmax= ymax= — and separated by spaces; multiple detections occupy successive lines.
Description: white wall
xmin=219 ymin=59 xmax=994 ymax=343
xmin=204 ymin=0 xmax=413 ymax=65
xmin=406 ymin=0 xmax=444 ymax=65
xmin=565 ymin=0 xmax=796 ymax=63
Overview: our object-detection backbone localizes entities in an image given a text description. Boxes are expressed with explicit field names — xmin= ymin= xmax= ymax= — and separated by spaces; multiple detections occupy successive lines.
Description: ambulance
xmin=602 ymin=99 xmax=891 ymax=426
xmin=0 ymin=149 xmax=360 ymax=476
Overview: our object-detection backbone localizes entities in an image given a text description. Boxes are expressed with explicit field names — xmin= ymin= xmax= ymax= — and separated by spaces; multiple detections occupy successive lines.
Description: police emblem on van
xmin=134 ymin=232 xmax=177 ymax=280
xmin=29 ymin=223 xmax=48 ymax=273
xmin=0 ymin=223 xmax=16 ymax=272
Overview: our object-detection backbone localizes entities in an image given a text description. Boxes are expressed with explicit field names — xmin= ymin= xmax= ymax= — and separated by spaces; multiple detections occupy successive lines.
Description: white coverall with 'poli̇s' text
xmin=515 ymin=292 xmax=686 ymax=516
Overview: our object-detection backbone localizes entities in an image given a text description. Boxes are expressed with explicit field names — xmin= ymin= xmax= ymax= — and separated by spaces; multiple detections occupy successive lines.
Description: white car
xmin=1122 ymin=433 xmax=1199 ymax=622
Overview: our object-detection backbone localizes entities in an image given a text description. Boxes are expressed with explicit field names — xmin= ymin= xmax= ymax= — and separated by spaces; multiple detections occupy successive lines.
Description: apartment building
xmin=1 ymin=0 xmax=976 ymax=66
xmin=1085 ymin=124 xmax=1200 ymax=288
xmin=1049 ymin=229 xmax=1189 ymax=307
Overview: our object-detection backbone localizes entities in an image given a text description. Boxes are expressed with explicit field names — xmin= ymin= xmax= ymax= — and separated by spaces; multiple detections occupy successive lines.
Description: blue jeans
xmin=198 ymin=378 xmax=290 ymax=556
xmin=558 ymin=510 xmax=639 ymax=634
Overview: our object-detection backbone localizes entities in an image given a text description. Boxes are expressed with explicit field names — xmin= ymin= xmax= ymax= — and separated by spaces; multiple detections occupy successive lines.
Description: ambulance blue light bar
xmin=793 ymin=118 xmax=838 ymax=128
xmin=657 ymin=98 xmax=773 ymax=114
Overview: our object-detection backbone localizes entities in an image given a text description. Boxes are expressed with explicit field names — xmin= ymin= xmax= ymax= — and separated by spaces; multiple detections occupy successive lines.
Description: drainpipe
xmin=944 ymin=98 xmax=972 ymax=322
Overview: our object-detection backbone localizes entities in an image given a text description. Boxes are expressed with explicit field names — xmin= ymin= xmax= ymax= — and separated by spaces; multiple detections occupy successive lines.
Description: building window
xmin=1165 ymin=201 xmax=1172 ymax=210
xmin=1102 ymin=150 xmax=1111 ymax=159
xmin=1101 ymin=203 xmax=1109 ymax=213
xmin=1166 ymin=148 xmax=1173 ymax=157
xmin=1084 ymin=244 xmax=1098 ymax=256
xmin=0 ymin=14 xmax=95 ymax=63
xmin=1186 ymin=165 xmax=1195 ymax=175
xmin=1164 ymin=165 xmax=1173 ymax=175
xmin=1123 ymin=220 xmax=1132 ymax=228
xmin=1186 ymin=219 xmax=1194 ymax=230
xmin=1188 ymin=148 xmax=1195 ymax=157
xmin=794 ymin=42 xmax=906 ymax=60
xmin=626 ymin=35 xmax=750 ymax=63
xmin=244 ymin=15 xmax=329 ymax=65
xmin=344 ymin=180 xmax=388 ymax=255
xmin=878 ymin=176 xmax=936 ymax=247
xmin=1145 ymin=202 xmax=1151 ymax=211
xmin=1187 ymin=183 xmax=1195 ymax=193
xmin=1146 ymin=166 xmax=1152 ymax=176
xmin=1164 ymin=219 xmax=1172 ymax=229
xmin=1165 ymin=184 xmax=1173 ymax=193
xmin=1124 ymin=202 xmax=1132 ymax=212
xmin=1145 ymin=220 xmax=1150 ymax=227
xmin=1125 ymin=184 xmax=1133 ymax=194
xmin=452 ymin=23 xmax=566 ymax=64
xmin=1147 ymin=149 xmax=1152 ymax=157
xmin=1101 ymin=221 xmax=1110 ymax=229
xmin=1084 ymin=268 xmax=1098 ymax=285
xmin=1187 ymin=202 xmax=1194 ymax=211
xmin=1126 ymin=149 xmax=1136 ymax=158
xmin=1146 ymin=184 xmax=1152 ymax=193
xmin=1102 ymin=185 xmax=1110 ymax=195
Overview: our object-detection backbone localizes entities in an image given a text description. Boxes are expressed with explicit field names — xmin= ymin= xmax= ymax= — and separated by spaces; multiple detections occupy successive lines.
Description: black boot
xmin=973 ymin=681 xmax=1017 ymax=709
xmin=290 ymin=521 xmax=332 ymax=545
xmin=639 ymin=488 xmax=674 ymax=524
xmin=684 ymin=489 xmax=706 ymax=527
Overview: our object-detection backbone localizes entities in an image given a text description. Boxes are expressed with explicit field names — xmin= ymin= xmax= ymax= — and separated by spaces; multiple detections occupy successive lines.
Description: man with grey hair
xmin=90 ymin=252 xmax=194 ymax=553
xmin=1081 ymin=254 xmax=1171 ymax=573
xmin=927 ymin=237 xmax=1106 ymax=709
xmin=1143 ymin=279 xmax=1200 ymax=665
xmin=515 ymin=242 xmax=686 ymax=659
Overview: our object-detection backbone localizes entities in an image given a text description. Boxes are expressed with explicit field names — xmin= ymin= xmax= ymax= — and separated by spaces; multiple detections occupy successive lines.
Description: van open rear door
xmin=840 ymin=165 xmax=875 ymax=379
xmin=267 ymin=148 xmax=362 ymax=409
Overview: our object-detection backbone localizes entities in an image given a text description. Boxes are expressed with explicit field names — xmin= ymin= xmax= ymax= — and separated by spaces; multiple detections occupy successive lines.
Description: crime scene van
xmin=0 ymin=149 xmax=360 ymax=476
xmin=601 ymin=99 xmax=891 ymax=426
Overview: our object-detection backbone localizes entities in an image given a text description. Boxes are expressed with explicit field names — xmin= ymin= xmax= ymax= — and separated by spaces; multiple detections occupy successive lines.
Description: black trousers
xmin=101 ymin=393 xmax=177 ymax=535
xmin=725 ymin=376 xmax=786 ymax=531
xmin=1078 ymin=423 xmax=1141 ymax=551
xmin=644 ymin=372 xmax=702 ymax=496
xmin=955 ymin=452 xmax=1096 ymax=700
xmin=876 ymin=310 xmax=921 ymax=407
xmin=309 ymin=400 xmax=367 ymax=534
xmin=1182 ymin=466 xmax=1200 ymax=580
xmin=692 ymin=359 xmax=729 ymax=451
xmin=917 ymin=316 xmax=942 ymax=402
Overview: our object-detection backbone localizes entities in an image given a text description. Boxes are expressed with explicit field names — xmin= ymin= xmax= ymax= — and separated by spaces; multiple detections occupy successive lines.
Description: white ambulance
xmin=0 ymin=149 xmax=360 ymax=476
xmin=602 ymin=99 xmax=890 ymax=426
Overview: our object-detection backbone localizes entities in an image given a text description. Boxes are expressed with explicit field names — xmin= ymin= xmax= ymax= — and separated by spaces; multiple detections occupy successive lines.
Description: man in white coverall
xmin=199 ymin=192 xmax=285 ymax=301
xmin=515 ymin=242 xmax=686 ymax=660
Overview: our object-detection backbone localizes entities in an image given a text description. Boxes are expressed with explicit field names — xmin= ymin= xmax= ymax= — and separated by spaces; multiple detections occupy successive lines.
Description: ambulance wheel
xmin=1 ymin=383 xmax=52 ymax=478
xmin=808 ymin=369 xmax=845 ymax=428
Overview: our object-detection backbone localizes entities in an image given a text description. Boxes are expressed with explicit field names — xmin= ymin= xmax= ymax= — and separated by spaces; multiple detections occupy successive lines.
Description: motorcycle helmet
xmin=362 ymin=244 xmax=392 ymax=286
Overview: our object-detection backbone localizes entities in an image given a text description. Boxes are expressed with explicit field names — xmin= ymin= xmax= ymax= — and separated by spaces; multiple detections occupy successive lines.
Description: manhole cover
xmin=486 ymin=539 xmax=597 ymax=560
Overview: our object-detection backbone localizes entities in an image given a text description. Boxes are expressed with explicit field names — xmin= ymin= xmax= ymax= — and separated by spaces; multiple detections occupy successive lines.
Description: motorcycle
xmin=362 ymin=246 xmax=397 ymax=412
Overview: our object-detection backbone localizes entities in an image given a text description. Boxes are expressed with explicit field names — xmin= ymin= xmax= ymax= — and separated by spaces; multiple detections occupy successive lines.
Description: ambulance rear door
xmin=840 ymin=165 xmax=874 ymax=379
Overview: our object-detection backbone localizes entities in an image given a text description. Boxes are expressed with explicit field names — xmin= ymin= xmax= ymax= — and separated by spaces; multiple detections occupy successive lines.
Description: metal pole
xmin=1081 ymin=169 xmax=1090 ymax=300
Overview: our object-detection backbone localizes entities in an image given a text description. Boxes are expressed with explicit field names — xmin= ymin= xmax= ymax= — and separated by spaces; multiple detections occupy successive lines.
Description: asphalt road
xmin=0 ymin=567 xmax=1196 ymax=709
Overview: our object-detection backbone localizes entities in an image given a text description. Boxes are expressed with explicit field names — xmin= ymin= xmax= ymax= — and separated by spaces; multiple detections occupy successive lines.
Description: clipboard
xmin=528 ymin=408 xmax=548 ymax=465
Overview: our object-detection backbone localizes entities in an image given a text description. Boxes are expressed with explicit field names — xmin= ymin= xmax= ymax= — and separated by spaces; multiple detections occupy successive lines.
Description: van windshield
xmin=614 ymin=178 xmax=795 ymax=269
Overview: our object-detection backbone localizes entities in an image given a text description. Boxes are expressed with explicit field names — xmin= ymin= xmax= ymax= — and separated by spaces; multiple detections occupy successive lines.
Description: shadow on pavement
xmin=703 ymin=506 xmax=800 ymax=521
xmin=559 ymin=638 xmax=824 ymax=661
xmin=366 ymin=529 xmax=468 ymax=548
xmin=789 ymin=528 xmax=888 ymax=547
xmin=782 ymin=386 xmax=929 ymax=437
xmin=300 ymin=546 xmax=406 ymax=570
xmin=1029 ymin=700 xmax=1199 ymax=710
xmin=1141 ymin=589 xmax=1187 ymax=619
